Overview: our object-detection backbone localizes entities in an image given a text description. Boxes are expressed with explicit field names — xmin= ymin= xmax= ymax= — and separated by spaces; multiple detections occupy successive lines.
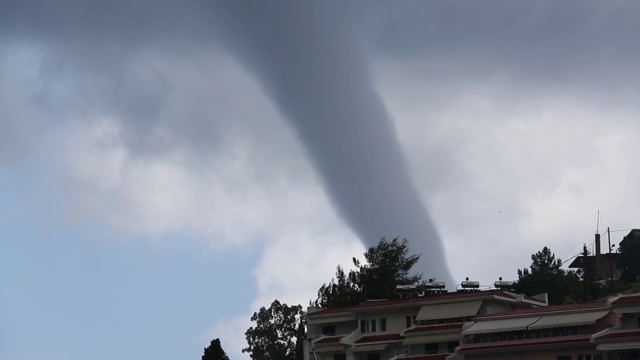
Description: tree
xmin=357 ymin=237 xmax=421 ymax=299
xmin=618 ymin=230 xmax=640 ymax=283
xmin=202 ymin=338 xmax=230 ymax=360
xmin=314 ymin=265 xmax=362 ymax=308
xmin=517 ymin=246 xmax=563 ymax=278
xmin=313 ymin=237 xmax=422 ymax=307
xmin=514 ymin=246 xmax=581 ymax=304
xmin=243 ymin=300 xmax=306 ymax=360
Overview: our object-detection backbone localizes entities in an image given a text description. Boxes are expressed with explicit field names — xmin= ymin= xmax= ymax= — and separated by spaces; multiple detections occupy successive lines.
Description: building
xmin=568 ymin=229 xmax=640 ymax=282
xmin=456 ymin=302 xmax=613 ymax=360
xmin=568 ymin=233 xmax=622 ymax=282
xmin=456 ymin=293 xmax=640 ymax=360
xmin=591 ymin=294 xmax=640 ymax=359
xmin=305 ymin=285 xmax=548 ymax=360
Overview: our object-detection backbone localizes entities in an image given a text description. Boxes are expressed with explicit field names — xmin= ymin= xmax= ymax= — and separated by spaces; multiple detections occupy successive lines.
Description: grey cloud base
xmin=4 ymin=0 xmax=640 ymax=289
xmin=214 ymin=1 xmax=454 ymax=285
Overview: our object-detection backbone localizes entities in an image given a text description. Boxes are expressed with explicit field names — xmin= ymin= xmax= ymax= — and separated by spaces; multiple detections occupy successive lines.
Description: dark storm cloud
xmin=3 ymin=0 xmax=639 ymax=149
xmin=2 ymin=0 xmax=640 ymax=285
xmin=0 ymin=0 xmax=228 ymax=158
xmin=213 ymin=1 xmax=454 ymax=284
xmin=0 ymin=0 xmax=458 ymax=283
xmin=364 ymin=1 xmax=640 ymax=97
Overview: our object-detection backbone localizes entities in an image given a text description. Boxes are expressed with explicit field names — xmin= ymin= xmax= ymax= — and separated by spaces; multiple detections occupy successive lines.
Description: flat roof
xmin=309 ymin=290 xmax=518 ymax=317
xmin=477 ymin=302 xmax=607 ymax=319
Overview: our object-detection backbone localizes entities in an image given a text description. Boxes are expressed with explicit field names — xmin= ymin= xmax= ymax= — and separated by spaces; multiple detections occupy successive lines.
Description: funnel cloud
xmin=215 ymin=2 xmax=454 ymax=285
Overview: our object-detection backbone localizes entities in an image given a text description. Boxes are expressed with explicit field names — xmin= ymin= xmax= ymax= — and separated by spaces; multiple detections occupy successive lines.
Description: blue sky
xmin=1 ymin=166 xmax=258 ymax=360
xmin=2 ymin=2 xmax=640 ymax=360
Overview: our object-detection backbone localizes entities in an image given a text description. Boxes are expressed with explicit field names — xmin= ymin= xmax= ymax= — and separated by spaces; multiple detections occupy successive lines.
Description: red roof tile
xmin=313 ymin=336 xmax=343 ymax=345
xmin=477 ymin=302 xmax=607 ymax=318
xmin=355 ymin=333 xmax=404 ymax=344
xmin=456 ymin=334 xmax=592 ymax=353
xmin=309 ymin=291 xmax=516 ymax=317
xmin=399 ymin=355 xmax=450 ymax=360
xmin=404 ymin=324 xmax=463 ymax=334
xmin=308 ymin=307 xmax=356 ymax=316
xmin=611 ymin=295 xmax=640 ymax=305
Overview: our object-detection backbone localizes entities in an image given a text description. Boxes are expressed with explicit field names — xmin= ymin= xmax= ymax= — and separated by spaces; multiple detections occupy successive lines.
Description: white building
xmin=305 ymin=289 xmax=548 ymax=360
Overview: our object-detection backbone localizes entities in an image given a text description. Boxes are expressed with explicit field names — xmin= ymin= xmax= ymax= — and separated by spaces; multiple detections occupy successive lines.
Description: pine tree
xmin=202 ymin=338 xmax=230 ymax=360
xmin=313 ymin=237 xmax=422 ymax=307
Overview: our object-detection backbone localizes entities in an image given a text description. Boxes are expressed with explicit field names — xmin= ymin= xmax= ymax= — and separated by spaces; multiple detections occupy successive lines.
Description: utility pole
xmin=608 ymin=227 xmax=613 ymax=289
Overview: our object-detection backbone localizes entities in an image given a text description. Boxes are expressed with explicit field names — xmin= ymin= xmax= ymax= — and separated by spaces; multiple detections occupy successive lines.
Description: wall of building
xmin=464 ymin=348 xmax=602 ymax=360
xmin=357 ymin=307 xmax=420 ymax=336
xmin=480 ymin=301 xmax=513 ymax=316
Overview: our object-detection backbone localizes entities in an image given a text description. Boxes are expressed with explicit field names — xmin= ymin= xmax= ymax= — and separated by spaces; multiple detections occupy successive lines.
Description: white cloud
xmin=4 ymin=5 xmax=640 ymax=360
xmin=199 ymin=230 xmax=364 ymax=360
xmin=61 ymin=71 xmax=366 ymax=360
xmin=374 ymin=57 xmax=640 ymax=285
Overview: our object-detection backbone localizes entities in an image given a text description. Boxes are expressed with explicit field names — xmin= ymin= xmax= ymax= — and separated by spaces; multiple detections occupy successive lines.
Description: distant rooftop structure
xmin=567 ymin=229 xmax=640 ymax=281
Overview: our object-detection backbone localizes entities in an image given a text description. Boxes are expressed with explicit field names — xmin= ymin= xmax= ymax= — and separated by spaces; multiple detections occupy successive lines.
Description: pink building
xmin=305 ymin=289 xmax=548 ymax=360
xmin=306 ymin=288 xmax=640 ymax=360
xmin=456 ymin=294 xmax=640 ymax=360
xmin=591 ymin=294 xmax=640 ymax=359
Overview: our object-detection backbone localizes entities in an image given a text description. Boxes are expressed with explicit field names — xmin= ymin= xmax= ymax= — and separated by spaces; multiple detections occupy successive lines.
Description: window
xmin=406 ymin=315 xmax=412 ymax=328
xmin=322 ymin=325 xmax=336 ymax=336
xmin=333 ymin=354 xmax=346 ymax=360
xmin=556 ymin=356 xmax=572 ymax=360
xmin=425 ymin=343 xmax=439 ymax=355
xmin=578 ymin=356 xmax=592 ymax=360
xmin=447 ymin=341 xmax=459 ymax=353
xmin=371 ymin=319 xmax=376 ymax=332
xmin=367 ymin=354 xmax=380 ymax=360
xmin=380 ymin=318 xmax=387 ymax=331
xmin=360 ymin=320 xmax=366 ymax=334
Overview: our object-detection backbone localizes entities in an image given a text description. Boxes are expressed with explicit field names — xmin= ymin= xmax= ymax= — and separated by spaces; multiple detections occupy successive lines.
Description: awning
xmin=307 ymin=314 xmax=357 ymax=325
xmin=351 ymin=344 xmax=387 ymax=352
xmin=528 ymin=311 xmax=609 ymax=329
xmin=462 ymin=317 xmax=540 ymax=335
xmin=312 ymin=345 xmax=345 ymax=353
xmin=597 ymin=341 xmax=640 ymax=351
xmin=403 ymin=333 xmax=461 ymax=344
xmin=446 ymin=355 xmax=465 ymax=360
xmin=416 ymin=301 xmax=483 ymax=321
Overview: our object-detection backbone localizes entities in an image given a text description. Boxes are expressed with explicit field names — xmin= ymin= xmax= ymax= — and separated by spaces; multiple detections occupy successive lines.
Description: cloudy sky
xmin=2 ymin=1 xmax=639 ymax=359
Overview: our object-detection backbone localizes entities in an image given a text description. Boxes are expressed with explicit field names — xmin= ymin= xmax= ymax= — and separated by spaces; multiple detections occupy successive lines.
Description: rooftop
xmin=456 ymin=334 xmax=592 ymax=353
xmin=355 ymin=333 xmax=404 ymax=344
xmin=477 ymin=302 xmax=607 ymax=319
xmin=611 ymin=295 xmax=640 ymax=305
xmin=594 ymin=330 xmax=640 ymax=340
xmin=309 ymin=290 xmax=518 ymax=317
xmin=312 ymin=336 xmax=343 ymax=345
xmin=404 ymin=324 xmax=463 ymax=334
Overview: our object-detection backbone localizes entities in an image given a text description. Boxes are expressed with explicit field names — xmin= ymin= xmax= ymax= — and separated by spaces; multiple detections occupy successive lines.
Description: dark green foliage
xmin=313 ymin=237 xmax=422 ymax=307
xmin=314 ymin=265 xmax=363 ymax=308
xmin=517 ymin=246 xmax=563 ymax=277
xmin=202 ymin=338 xmax=230 ymax=360
xmin=243 ymin=300 xmax=306 ymax=360
xmin=514 ymin=246 xmax=582 ymax=304
xmin=618 ymin=230 xmax=640 ymax=283
xmin=357 ymin=237 xmax=421 ymax=299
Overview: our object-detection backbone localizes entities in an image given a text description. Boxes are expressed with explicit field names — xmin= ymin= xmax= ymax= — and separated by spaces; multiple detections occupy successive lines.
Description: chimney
xmin=595 ymin=233 xmax=601 ymax=256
